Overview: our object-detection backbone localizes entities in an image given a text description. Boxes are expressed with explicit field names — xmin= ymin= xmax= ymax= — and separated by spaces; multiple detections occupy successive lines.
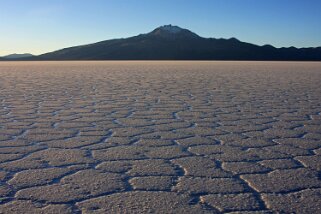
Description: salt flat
xmin=0 ymin=61 xmax=320 ymax=213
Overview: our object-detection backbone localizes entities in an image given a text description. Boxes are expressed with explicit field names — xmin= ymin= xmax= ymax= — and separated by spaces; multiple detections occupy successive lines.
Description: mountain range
xmin=1 ymin=53 xmax=34 ymax=59
xmin=2 ymin=25 xmax=321 ymax=61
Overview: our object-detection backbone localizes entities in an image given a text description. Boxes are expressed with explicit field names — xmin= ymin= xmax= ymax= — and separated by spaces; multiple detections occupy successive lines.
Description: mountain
xmin=3 ymin=53 xmax=34 ymax=59
xmin=7 ymin=25 xmax=321 ymax=61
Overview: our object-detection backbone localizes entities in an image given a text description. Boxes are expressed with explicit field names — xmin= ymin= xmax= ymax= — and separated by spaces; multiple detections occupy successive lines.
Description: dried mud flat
xmin=0 ymin=61 xmax=320 ymax=214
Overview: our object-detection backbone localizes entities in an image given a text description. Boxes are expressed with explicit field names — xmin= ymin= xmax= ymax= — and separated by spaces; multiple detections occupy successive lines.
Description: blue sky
xmin=1 ymin=0 xmax=321 ymax=56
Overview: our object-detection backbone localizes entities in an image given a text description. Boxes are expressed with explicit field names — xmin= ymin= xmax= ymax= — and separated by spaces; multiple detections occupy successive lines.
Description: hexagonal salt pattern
xmin=0 ymin=61 xmax=320 ymax=213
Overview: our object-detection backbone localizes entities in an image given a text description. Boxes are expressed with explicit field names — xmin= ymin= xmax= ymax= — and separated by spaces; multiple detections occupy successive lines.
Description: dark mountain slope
xmin=3 ymin=53 xmax=34 ymax=59
xmin=7 ymin=25 xmax=321 ymax=61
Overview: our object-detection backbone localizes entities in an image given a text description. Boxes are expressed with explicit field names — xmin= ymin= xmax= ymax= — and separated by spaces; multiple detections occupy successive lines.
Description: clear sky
xmin=1 ymin=0 xmax=321 ymax=56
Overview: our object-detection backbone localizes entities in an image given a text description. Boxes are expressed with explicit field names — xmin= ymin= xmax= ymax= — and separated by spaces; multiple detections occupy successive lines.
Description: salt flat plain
xmin=0 ymin=61 xmax=320 ymax=213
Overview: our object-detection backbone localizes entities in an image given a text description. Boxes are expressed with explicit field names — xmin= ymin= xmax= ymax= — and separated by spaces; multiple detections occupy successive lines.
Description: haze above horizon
xmin=1 ymin=0 xmax=321 ymax=56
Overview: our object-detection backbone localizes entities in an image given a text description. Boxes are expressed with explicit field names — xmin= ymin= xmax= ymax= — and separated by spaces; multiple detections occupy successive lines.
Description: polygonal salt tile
xmin=30 ymin=148 xmax=95 ymax=167
xmin=76 ymin=191 xmax=211 ymax=213
xmin=241 ymin=168 xmax=321 ymax=193
xmin=0 ymin=200 xmax=73 ymax=214
xmin=146 ymin=146 xmax=190 ymax=159
xmin=275 ymin=138 xmax=321 ymax=150
xmin=96 ymin=161 xmax=132 ymax=173
xmin=177 ymin=136 xmax=217 ymax=147
xmin=0 ymin=145 xmax=45 ymax=155
xmin=262 ymin=188 xmax=321 ymax=213
xmin=129 ymin=176 xmax=174 ymax=191
xmin=128 ymin=159 xmax=177 ymax=176
xmin=201 ymin=193 xmax=261 ymax=212
xmin=222 ymin=162 xmax=270 ymax=174
xmin=172 ymin=156 xmax=231 ymax=177
xmin=43 ymin=136 xmax=104 ymax=149
xmin=0 ymin=139 xmax=31 ymax=147
xmin=16 ymin=169 xmax=125 ymax=203
xmin=134 ymin=139 xmax=174 ymax=147
xmin=9 ymin=167 xmax=71 ymax=189
xmin=188 ymin=145 xmax=235 ymax=156
xmin=259 ymin=159 xmax=301 ymax=170
xmin=223 ymin=138 xmax=276 ymax=148
xmin=174 ymin=177 xmax=246 ymax=194
xmin=0 ymin=154 xmax=23 ymax=163
xmin=92 ymin=146 xmax=146 ymax=161
xmin=295 ymin=155 xmax=321 ymax=170
xmin=264 ymin=129 xmax=305 ymax=138
xmin=265 ymin=145 xmax=311 ymax=156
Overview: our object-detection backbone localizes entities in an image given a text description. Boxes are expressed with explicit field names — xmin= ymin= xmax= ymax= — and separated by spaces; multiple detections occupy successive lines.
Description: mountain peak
xmin=149 ymin=25 xmax=200 ymax=38
xmin=157 ymin=25 xmax=183 ymax=33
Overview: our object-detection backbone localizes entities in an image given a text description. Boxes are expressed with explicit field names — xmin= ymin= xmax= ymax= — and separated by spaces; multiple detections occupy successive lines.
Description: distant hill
xmin=4 ymin=25 xmax=321 ymax=61
xmin=3 ymin=53 xmax=34 ymax=59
